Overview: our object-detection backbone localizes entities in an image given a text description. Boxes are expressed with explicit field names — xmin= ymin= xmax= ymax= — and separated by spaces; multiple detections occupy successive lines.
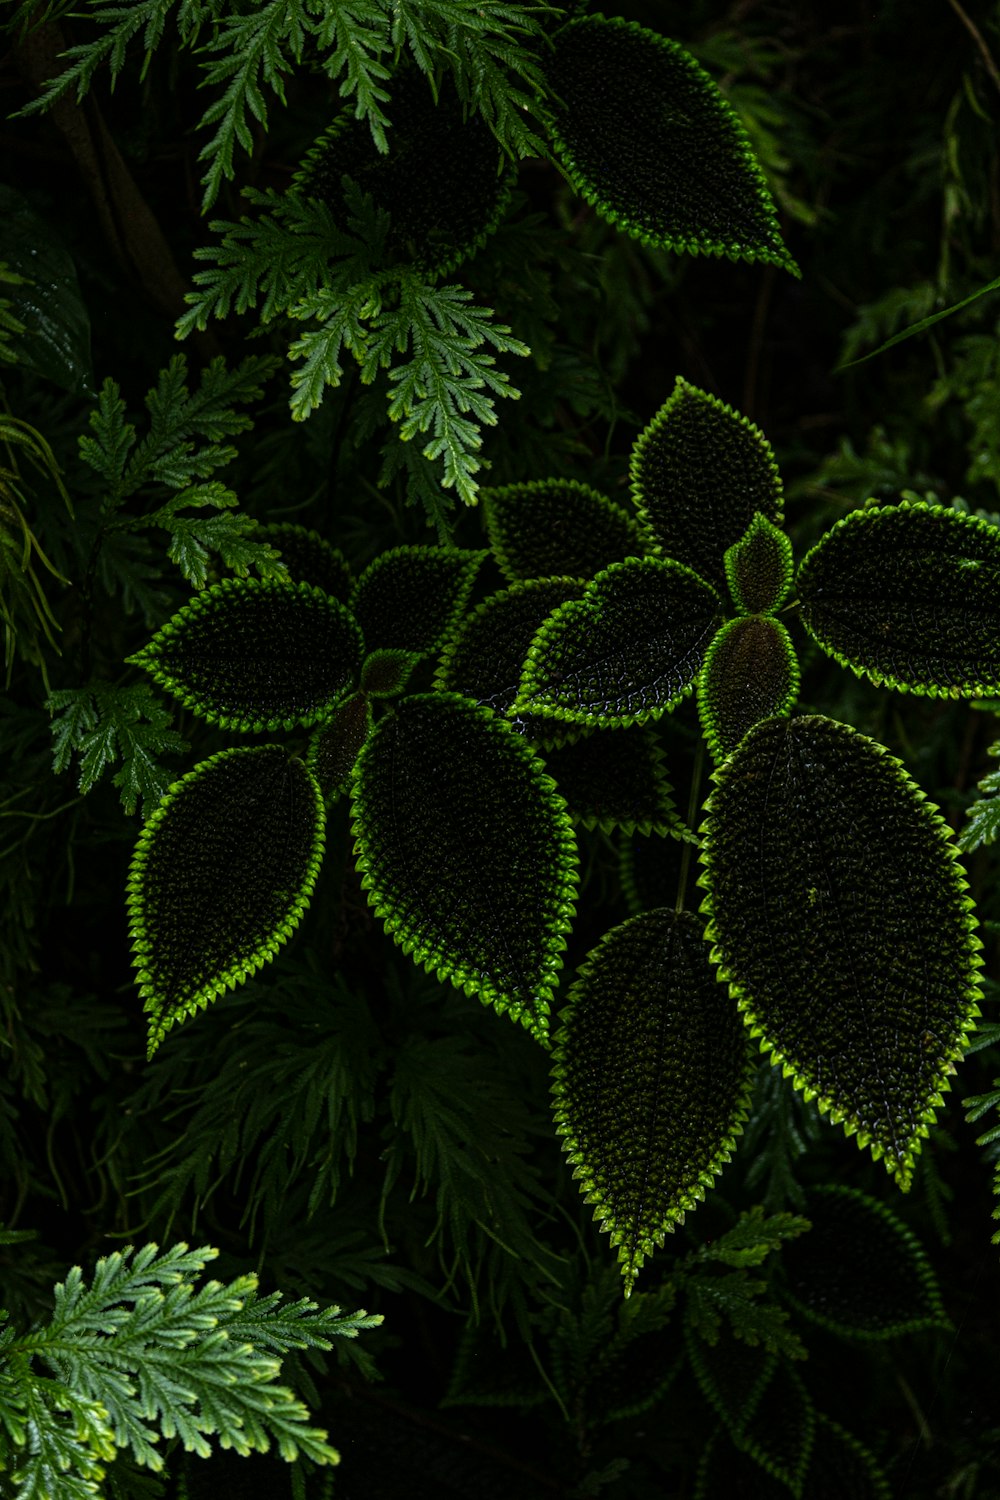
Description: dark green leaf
xmin=541 ymin=724 xmax=687 ymax=837
xmin=780 ymin=1186 xmax=950 ymax=1339
xmin=513 ymin=557 xmax=723 ymax=729
xmin=695 ymin=1427 xmax=792 ymax=1500
xmin=697 ymin=615 xmax=800 ymax=764
xmin=543 ymin=17 xmax=798 ymax=273
xmin=803 ymin=1414 xmax=893 ymax=1500
xmin=306 ymin=692 xmax=374 ymax=802
xmin=360 ymin=649 xmax=422 ymax=698
xmin=551 ymin=909 xmax=754 ymax=1294
xmin=797 ymin=501 xmax=1000 ymax=697
xmin=442 ymin=1320 xmax=549 ymax=1410
xmin=128 ymin=747 xmax=326 ymax=1055
xmin=0 ymin=185 xmax=93 ymax=395
xmin=698 ymin=714 xmax=983 ymax=1187
xmin=254 ymin=524 xmax=353 ymax=602
xmin=631 ymin=378 xmax=784 ymax=593
xmin=481 ymin=479 xmax=646 ymax=583
xmin=349 ymin=545 xmax=486 ymax=658
xmin=685 ymin=1313 xmax=776 ymax=1439
xmin=127 ymin=579 xmax=364 ymax=732
xmin=739 ymin=1361 xmax=815 ymax=1497
xmin=685 ymin=1269 xmax=805 ymax=1361
xmin=350 ymin=693 xmax=579 ymax=1043
xmin=724 ymin=513 xmax=794 ymax=616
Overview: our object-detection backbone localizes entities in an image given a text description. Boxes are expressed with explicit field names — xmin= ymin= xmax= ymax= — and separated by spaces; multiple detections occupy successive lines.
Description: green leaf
xmin=696 ymin=1206 xmax=811 ymax=1269
xmin=698 ymin=714 xmax=984 ymax=1188
xmin=294 ymin=69 xmax=513 ymax=277
xmin=780 ymin=1186 xmax=950 ymax=1339
xmin=481 ymin=479 xmax=647 ymax=583
xmin=360 ymin=648 xmax=423 ymax=697
xmin=631 ymin=378 xmax=784 ymax=593
xmin=254 ymin=523 xmax=353 ymax=602
xmin=349 ymin=544 xmax=486 ymax=657
xmin=684 ymin=1269 xmax=805 ymax=1362
xmin=724 ymin=512 xmax=794 ymax=616
xmin=127 ymin=579 xmax=364 ymax=732
xmin=350 ymin=692 xmax=579 ymax=1043
xmin=737 ymin=1360 xmax=815 ymax=1497
xmin=306 ymin=692 xmax=374 ymax=801
xmin=541 ymin=725 xmax=687 ymax=838
xmin=697 ymin=615 xmax=800 ymax=764
xmin=140 ymin=483 xmax=289 ymax=589
xmin=685 ymin=1313 xmax=776 ymax=1440
xmin=542 ymin=16 xmax=798 ymax=274
xmin=796 ymin=501 xmax=1000 ymax=697
xmin=0 ymin=186 xmax=93 ymax=395
xmin=47 ymin=683 xmax=189 ymax=820
xmin=836 ymin=269 xmax=1000 ymax=370
xmin=513 ymin=557 xmax=723 ymax=729
xmin=551 ymin=909 xmax=754 ymax=1294
xmin=957 ymin=741 xmax=1000 ymax=853
xmin=804 ymin=1414 xmax=893 ymax=1500
xmin=127 ymin=746 xmax=326 ymax=1055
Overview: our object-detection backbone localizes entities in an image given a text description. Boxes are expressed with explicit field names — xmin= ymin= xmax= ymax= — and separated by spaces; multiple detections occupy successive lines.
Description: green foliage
xmin=47 ymin=681 xmax=188 ymax=819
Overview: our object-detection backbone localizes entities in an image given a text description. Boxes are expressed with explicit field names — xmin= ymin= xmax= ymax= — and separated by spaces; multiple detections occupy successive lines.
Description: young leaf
xmin=551 ymin=909 xmax=754 ymax=1295
xmin=541 ymin=725 xmax=688 ymax=838
xmin=780 ymin=1186 xmax=950 ymax=1339
xmin=797 ymin=501 xmax=1000 ymax=697
xmin=128 ymin=746 xmax=326 ymax=1055
xmin=698 ymin=714 xmax=984 ymax=1188
xmin=307 ymin=693 xmax=375 ymax=802
xmin=513 ymin=557 xmax=723 ymax=730
xmin=127 ymin=579 xmax=364 ymax=732
xmin=724 ymin=512 xmax=794 ymax=616
xmin=350 ymin=692 xmax=579 ymax=1043
xmin=958 ymin=741 xmax=1000 ymax=853
xmin=542 ymin=16 xmax=799 ymax=274
xmin=631 ymin=378 xmax=784 ymax=592
xmin=697 ymin=615 xmax=800 ymax=764
xmin=360 ymin=648 xmax=423 ymax=697
xmin=348 ymin=545 xmax=486 ymax=657
xmin=481 ymin=479 xmax=647 ymax=583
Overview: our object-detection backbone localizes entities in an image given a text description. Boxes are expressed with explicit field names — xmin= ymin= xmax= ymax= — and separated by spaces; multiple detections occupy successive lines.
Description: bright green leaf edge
xmin=480 ymin=478 xmax=646 ymax=584
xmin=348 ymin=544 xmax=488 ymax=657
xmin=696 ymin=615 xmax=800 ymax=765
xmin=723 ymin=512 xmax=794 ymax=616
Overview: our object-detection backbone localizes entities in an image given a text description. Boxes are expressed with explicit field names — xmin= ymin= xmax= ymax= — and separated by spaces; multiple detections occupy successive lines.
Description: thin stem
xmin=946 ymin=0 xmax=1000 ymax=100
xmin=676 ymin=741 xmax=706 ymax=914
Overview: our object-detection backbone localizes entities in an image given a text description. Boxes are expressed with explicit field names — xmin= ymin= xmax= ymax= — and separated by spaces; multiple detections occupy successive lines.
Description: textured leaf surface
xmin=350 ymin=693 xmax=578 ymax=1042
xmin=631 ymin=379 xmax=784 ymax=592
xmin=551 ymin=909 xmax=753 ymax=1294
xmin=685 ymin=1314 xmax=776 ymax=1439
xmin=255 ymin=523 xmax=353 ymax=602
xmin=0 ymin=185 xmax=94 ymax=395
xmin=541 ymin=725 xmax=686 ymax=837
xmin=514 ymin=557 xmax=723 ymax=729
xmin=128 ymin=747 xmax=326 ymax=1055
xmin=724 ymin=513 xmax=794 ymax=616
xmin=481 ymin=479 xmax=646 ymax=583
xmin=697 ymin=615 xmax=799 ymax=764
xmin=543 ymin=17 xmax=798 ymax=273
xmin=699 ymin=714 xmax=983 ymax=1186
xmin=780 ymin=1186 xmax=949 ymax=1338
xmin=306 ymin=692 xmax=374 ymax=801
xmin=349 ymin=545 xmax=486 ymax=657
xmin=360 ymin=648 xmax=422 ymax=697
xmin=797 ymin=501 xmax=1000 ymax=696
xmin=128 ymin=579 xmax=363 ymax=732
xmin=740 ymin=1360 xmax=814 ymax=1496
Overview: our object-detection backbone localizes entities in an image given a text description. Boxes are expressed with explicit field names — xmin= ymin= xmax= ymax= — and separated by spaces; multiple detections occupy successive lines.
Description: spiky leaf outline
xmin=349 ymin=545 xmax=487 ymax=658
xmin=738 ymin=1360 xmax=815 ymax=1497
xmin=724 ymin=512 xmax=794 ymax=616
xmin=631 ymin=378 xmax=784 ymax=594
xmin=780 ymin=1185 xmax=951 ymax=1340
xmin=480 ymin=478 xmax=647 ymax=583
xmin=551 ymin=908 xmax=754 ymax=1295
xmin=360 ymin=648 xmax=423 ymax=698
xmin=797 ymin=500 xmax=1000 ymax=697
xmin=698 ymin=714 xmax=983 ymax=1188
xmin=542 ymin=16 xmax=799 ymax=275
xmin=128 ymin=746 xmax=326 ymax=1056
xmin=254 ymin=522 xmax=353 ymax=602
xmin=512 ymin=556 xmax=723 ymax=730
xmin=306 ymin=691 xmax=374 ymax=802
xmin=127 ymin=578 xmax=364 ymax=732
xmin=350 ymin=692 xmax=579 ymax=1043
xmin=697 ymin=615 xmax=800 ymax=764
xmin=807 ymin=1413 xmax=893 ymax=1500
xmin=684 ymin=1309 xmax=777 ymax=1441
xmin=540 ymin=724 xmax=688 ymax=838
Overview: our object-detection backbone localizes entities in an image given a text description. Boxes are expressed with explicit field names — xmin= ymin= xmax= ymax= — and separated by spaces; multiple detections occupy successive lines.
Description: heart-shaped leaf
xmin=128 ymin=746 xmax=326 ymax=1055
xmin=551 ymin=908 xmax=754 ymax=1294
xmin=127 ymin=578 xmax=364 ymax=731
xmin=631 ymin=379 xmax=784 ymax=593
xmin=349 ymin=545 xmax=486 ymax=658
xmin=698 ymin=714 xmax=983 ymax=1187
xmin=350 ymin=692 xmax=579 ymax=1043
xmin=697 ymin=615 xmax=800 ymax=764
xmin=307 ymin=692 xmax=374 ymax=801
xmin=513 ymin=557 xmax=723 ymax=729
xmin=481 ymin=479 xmax=646 ymax=583
xmin=255 ymin=523 xmax=353 ymax=602
xmin=542 ymin=17 xmax=798 ymax=274
xmin=797 ymin=500 xmax=1000 ymax=696
xmin=780 ymin=1186 xmax=950 ymax=1339
xmin=541 ymin=725 xmax=687 ymax=837
xmin=724 ymin=513 xmax=794 ymax=616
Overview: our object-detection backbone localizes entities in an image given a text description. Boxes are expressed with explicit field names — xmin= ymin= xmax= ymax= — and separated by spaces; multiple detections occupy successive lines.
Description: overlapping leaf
xmin=349 ymin=545 xmax=486 ymax=657
xmin=542 ymin=16 xmax=798 ymax=274
xmin=685 ymin=1314 xmax=776 ymax=1440
xmin=551 ymin=908 xmax=754 ymax=1294
xmin=513 ymin=557 xmax=723 ymax=729
xmin=739 ymin=1360 xmax=815 ymax=1497
xmin=306 ymin=693 xmax=374 ymax=802
xmin=350 ymin=693 xmax=578 ymax=1043
xmin=541 ymin=726 xmax=686 ymax=837
xmin=724 ymin=513 xmax=794 ymax=616
xmin=780 ymin=1187 xmax=950 ymax=1339
xmin=698 ymin=714 xmax=983 ymax=1187
xmin=128 ymin=579 xmax=364 ymax=732
xmin=631 ymin=379 xmax=784 ymax=592
xmin=797 ymin=501 xmax=1000 ymax=696
xmin=697 ymin=615 xmax=800 ymax=764
xmin=481 ymin=479 xmax=646 ymax=583
xmin=255 ymin=523 xmax=353 ymax=602
xmin=128 ymin=747 xmax=326 ymax=1055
